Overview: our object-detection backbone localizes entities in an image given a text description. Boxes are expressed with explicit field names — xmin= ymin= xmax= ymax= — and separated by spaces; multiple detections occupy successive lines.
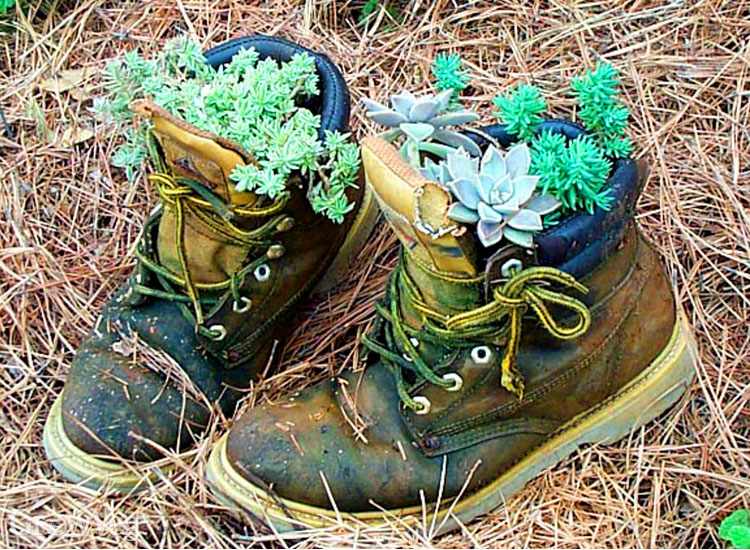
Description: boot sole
xmin=205 ymin=315 xmax=697 ymax=534
xmin=43 ymin=192 xmax=379 ymax=494
xmin=42 ymin=396 xmax=172 ymax=492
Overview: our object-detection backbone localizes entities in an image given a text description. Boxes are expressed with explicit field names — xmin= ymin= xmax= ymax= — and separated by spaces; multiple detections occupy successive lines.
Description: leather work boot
xmin=205 ymin=120 xmax=697 ymax=533
xmin=43 ymin=36 xmax=378 ymax=492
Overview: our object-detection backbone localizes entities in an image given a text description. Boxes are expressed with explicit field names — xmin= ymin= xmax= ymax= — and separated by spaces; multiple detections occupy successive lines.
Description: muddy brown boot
xmin=43 ymin=36 xmax=378 ymax=492
xmin=206 ymin=121 xmax=696 ymax=533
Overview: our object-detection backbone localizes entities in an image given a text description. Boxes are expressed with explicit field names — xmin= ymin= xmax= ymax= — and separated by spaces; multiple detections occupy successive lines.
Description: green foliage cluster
xmin=493 ymin=84 xmax=547 ymax=141
xmin=94 ymin=36 xmax=360 ymax=223
xmin=431 ymin=53 xmax=471 ymax=105
xmin=720 ymin=510 xmax=750 ymax=550
xmin=494 ymin=63 xmax=633 ymax=214
xmin=571 ymin=62 xmax=633 ymax=158
xmin=0 ymin=0 xmax=15 ymax=13
xmin=530 ymin=131 xmax=612 ymax=214
xmin=358 ymin=0 xmax=400 ymax=24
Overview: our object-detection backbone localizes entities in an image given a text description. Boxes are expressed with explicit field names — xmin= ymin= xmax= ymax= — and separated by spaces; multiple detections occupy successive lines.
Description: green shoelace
xmin=362 ymin=257 xmax=592 ymax=411
xmin=126 ymin=144 xmax=290 ymax=341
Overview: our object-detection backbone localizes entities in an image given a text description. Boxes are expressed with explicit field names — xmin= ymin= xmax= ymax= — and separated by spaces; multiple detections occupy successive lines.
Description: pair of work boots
xmin=44 ymin=36 xmax=696 ymax=534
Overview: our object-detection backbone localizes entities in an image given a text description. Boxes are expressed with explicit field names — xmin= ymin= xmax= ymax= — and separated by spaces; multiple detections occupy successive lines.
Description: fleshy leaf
xmin=525 ymin=194 xmax=561 ymax=215
xmin=446 ymin=151 xmax=477 ymax=181
xmin=391 ymin=91 xmax=416 ymax=117
xmin=447 ymin=202 xmax=480 ymax=224
xmin=409 ymin=98 xmax=440 ymax=122
xmin=477 ymin=174 xmax=495 ymax=204
xmin=368 ymin=110 xmax=408 ymax=127
xmin=400 ymin=122 xmax=435 ymax=142
xmin=481 ymin=145 xmax=507 ymax=181
xmin=503 ymin=226 xmax=535 ymax=248
xmin=507 ymin=208 xmax=543 ymax=231
xmin=478 ymin=201 xmax=504 ymax=223
xmin=512 ymin=175 xmax=539 ymax=205
xmin=429 ymin=110 xmax=479 ymax=128
xmin=505 ymin=142 xmax=531 ymax=178
xmin=493 ymin=197 xmax=520 ymax=214
xmin=433 ymin=128 xmax=482 ymax=156
xmin=361 ymin=97 xmax=390 ymax=113
xmin=477 ymin=219 xmax=504 ymax=247
xmin=489 ymin=174 xmax=513 ymax=204
xmin=435 ymin=88 xmax=454 ymax=111
xmin=449 ymin=178 xmax=481 ymax=209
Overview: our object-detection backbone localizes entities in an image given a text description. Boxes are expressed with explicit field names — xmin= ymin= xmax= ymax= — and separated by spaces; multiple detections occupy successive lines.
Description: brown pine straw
xmin=1 ymin=0 xmax=749 ymax=547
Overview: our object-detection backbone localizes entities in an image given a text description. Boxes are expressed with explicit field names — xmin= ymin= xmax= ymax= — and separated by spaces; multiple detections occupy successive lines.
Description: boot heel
xmin=311 ymin=184 xmax=380 ymax=295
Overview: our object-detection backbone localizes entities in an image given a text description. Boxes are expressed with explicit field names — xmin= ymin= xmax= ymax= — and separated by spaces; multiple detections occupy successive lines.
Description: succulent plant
xmin=444 ymin=143 xmax=561 ymax=248
xmin=362 ymin=89 xmax=481 ymax=164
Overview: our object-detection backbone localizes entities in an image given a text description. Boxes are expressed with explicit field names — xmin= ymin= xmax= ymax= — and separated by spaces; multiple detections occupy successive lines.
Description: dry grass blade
xmin=1 ymin=0 xmax=748 ymax=548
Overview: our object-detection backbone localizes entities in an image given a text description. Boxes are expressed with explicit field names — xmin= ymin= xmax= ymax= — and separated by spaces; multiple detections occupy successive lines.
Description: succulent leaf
xmin=429 ymin=111 xmax=479 ymax=127
xmin=400 ymin=122 xmax=435 ymax=142
xmin=449 ymin=178 xmax=481 ymax=210
xmin=507 ymin=209 xmax=543 ymax=231
xmin=447 ymin=203 xmax=480 ymax=223
xmin=503 ymin=227 xmax=535 ymax=248
xmin=477 ymin=219 xmax=504 ymax=247
xmin=505 ymin=142 xmax=531 ymax=178
xmin=409 ymin=99 xmax=440 ymax=122
xmin=367 ymin=110 xmax=408 ymax=127
xmin=433 ymin=128 xmax=482 ymax=156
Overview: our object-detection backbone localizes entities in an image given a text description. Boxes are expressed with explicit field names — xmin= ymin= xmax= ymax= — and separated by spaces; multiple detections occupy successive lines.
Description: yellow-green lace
xmin=362 ymin=257 xmax=592 ymax=411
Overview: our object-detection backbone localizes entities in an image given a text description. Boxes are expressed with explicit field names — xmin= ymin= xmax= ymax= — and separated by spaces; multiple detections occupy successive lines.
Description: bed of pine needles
xmin=1 ymin=1 xmax=749 ymax=547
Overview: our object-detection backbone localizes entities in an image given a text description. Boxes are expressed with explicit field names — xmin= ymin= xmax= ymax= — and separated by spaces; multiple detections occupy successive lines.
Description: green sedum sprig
xmin=93 ymin=36 xmax=359 ymax=223
xmin=431 ymin=53 xmax=470 ymax=106
xmin=493 ymin=84 xmax=547 ymax=141
xmin=530 ymin=132 xmax=612 ymax=214
xmin=571 ymin=62 xmax=633 ymax=158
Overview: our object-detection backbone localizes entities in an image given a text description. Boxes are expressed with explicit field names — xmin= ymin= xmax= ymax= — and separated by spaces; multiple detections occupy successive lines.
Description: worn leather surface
xmin=223 ymin=124 xmax=676 ymax=512
xmin=60 ymin=36 xmax=360 ymax=461
xmin=225 ymin=225 xmax=677 ymax=511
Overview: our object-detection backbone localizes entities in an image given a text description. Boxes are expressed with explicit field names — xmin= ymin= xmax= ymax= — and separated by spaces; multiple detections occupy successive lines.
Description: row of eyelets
xmin=412 ymin=345 xmax=492 ymax=415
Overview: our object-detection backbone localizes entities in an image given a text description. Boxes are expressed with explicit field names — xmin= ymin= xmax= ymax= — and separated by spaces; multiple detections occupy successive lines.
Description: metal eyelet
xmin=442 ymin=372 xmax=464 ymax=392
xmin=501 ymin=259 xmax=523 ymax=277
xmin=413 ymin=396 xmax=431 ymax=415
xmin=276 ymin=216 xmax=295 ymax=232
xmin=267 ymin=244 xmax=285 ymax=259
xmin=471 ymin=345 xmax=492 ymax=364
xmin=254 ymin=264 xmax=271 ymax=282
xmin=233 ymin=296 xmax=252 ymax=313
xmin=208 ymin=324 xmax=227 ymax=341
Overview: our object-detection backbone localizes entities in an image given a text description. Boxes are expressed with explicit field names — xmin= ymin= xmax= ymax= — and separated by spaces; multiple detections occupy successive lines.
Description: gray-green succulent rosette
xmin=441 ymin=144 xmax=560 ymax=248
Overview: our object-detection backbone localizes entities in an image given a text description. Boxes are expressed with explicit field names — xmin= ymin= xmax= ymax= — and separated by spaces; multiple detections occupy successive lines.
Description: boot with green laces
xmin=43 ymin=36 xmax=378 ymax=493
xmin=206 ymin=122 xmax=696 ymax=533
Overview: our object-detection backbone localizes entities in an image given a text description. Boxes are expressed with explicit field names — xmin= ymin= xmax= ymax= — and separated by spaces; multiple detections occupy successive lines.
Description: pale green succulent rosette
xmin=443 ymin=143 xmax=561 ymax=248
xmin=361 ymin=89 xmax=480 ymax=163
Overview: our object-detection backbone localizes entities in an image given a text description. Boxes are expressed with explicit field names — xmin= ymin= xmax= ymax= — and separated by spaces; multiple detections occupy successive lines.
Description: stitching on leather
xmin=434 ymin=245 xmax=653 ymax=437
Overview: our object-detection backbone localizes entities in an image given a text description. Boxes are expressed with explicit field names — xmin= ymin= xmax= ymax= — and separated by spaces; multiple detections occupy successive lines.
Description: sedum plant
xmin=431 ymin=52 xmax=471 ymax=106
xmin=442 ymin=144 xmax=561 ymax=248
xmin=530 ymin=131 xmax=612 ymax=214
xmin=493 ymin=84 xmax=547 ymax=141
xmin=571 ymin=62 xmax=633 ymax=158
xmin=93 ymin=36 xmax=360 ymax=223
xmin=720 ymin=510 xmax=750 ymax=550
xmin=362 ymin=89 xmax=481 ymax=164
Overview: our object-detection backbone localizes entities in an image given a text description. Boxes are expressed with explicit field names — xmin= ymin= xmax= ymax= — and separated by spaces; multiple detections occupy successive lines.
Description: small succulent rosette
xmin=439 ymin=144 xmax=560 ymax=248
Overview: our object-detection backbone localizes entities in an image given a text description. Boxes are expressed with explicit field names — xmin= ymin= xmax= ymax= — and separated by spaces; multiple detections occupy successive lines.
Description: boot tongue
xmin=361 ymin=136 xmax=484 ymax=323
xmin=132 ymin=99 xmax=257 ymax=207
xmin=132 ymin=100 xmax=263 ymax=285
